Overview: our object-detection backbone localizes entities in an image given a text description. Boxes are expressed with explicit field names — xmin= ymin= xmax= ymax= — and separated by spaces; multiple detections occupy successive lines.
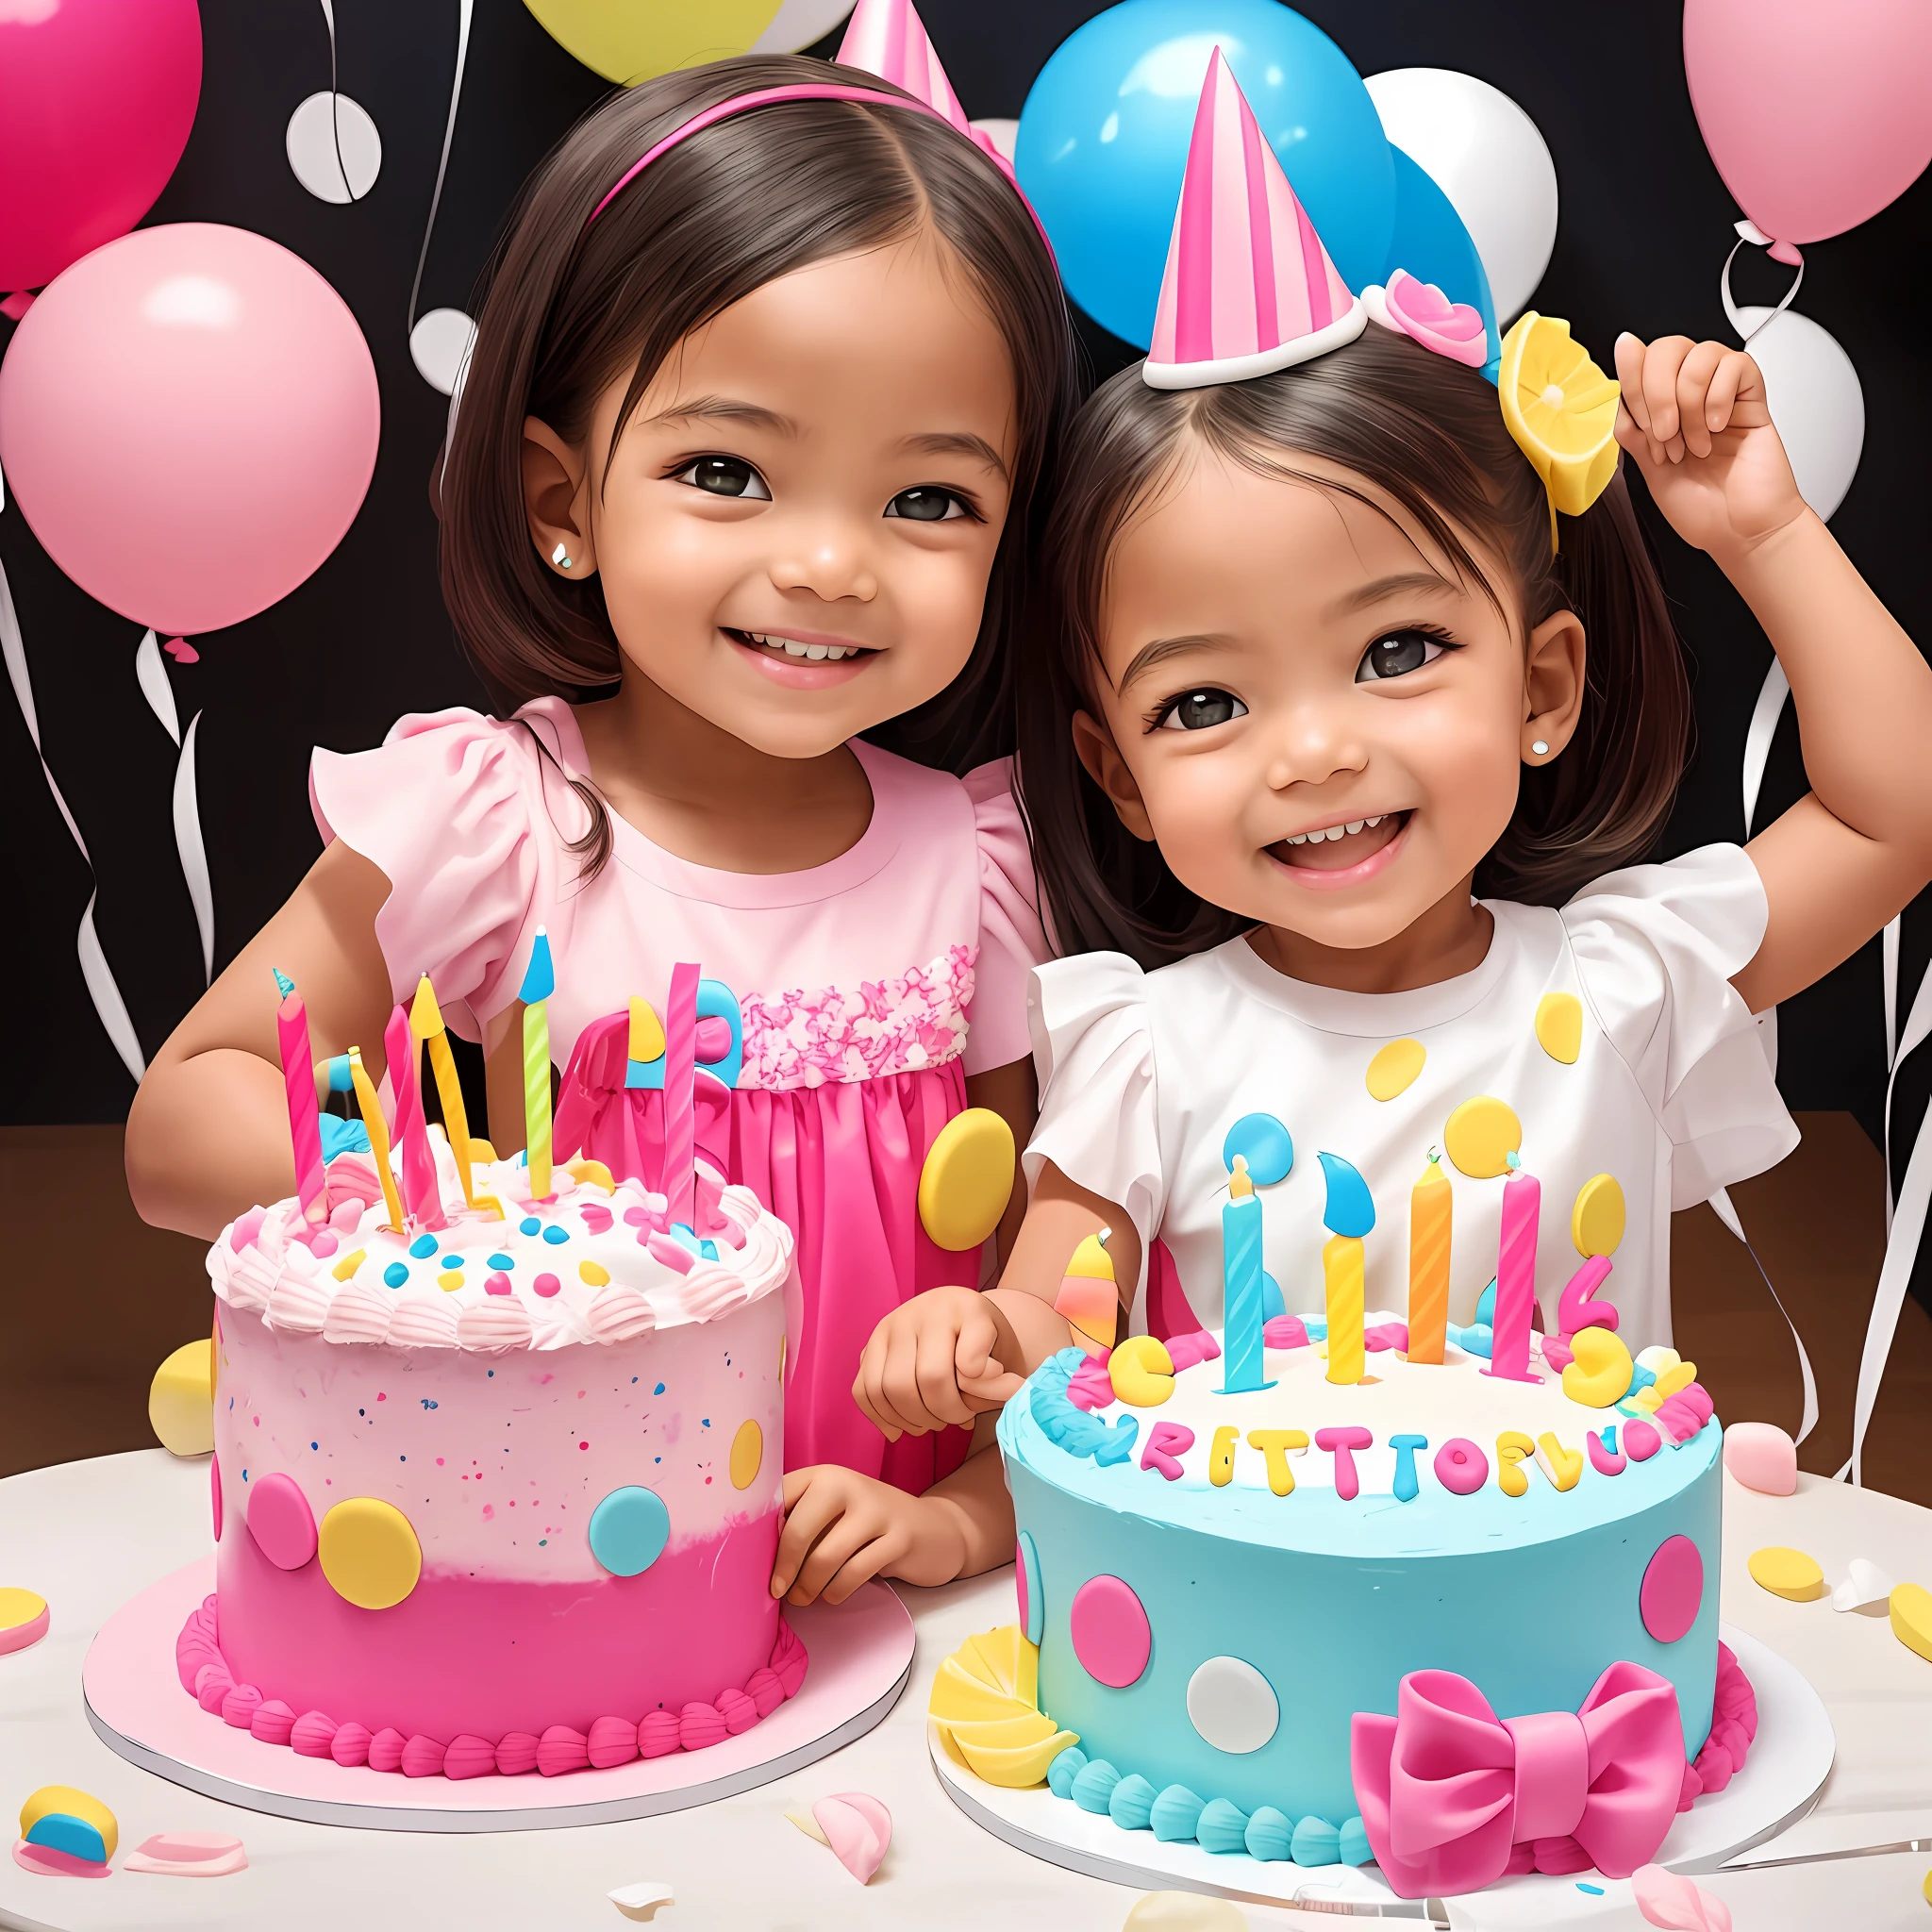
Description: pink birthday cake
xmin=180 ymin=1139 xmax=804 ymax=1779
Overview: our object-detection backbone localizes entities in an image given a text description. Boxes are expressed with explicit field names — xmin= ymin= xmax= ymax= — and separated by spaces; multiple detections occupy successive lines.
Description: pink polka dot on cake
xmin=533 ymin=1273 xmax=561 ymax=1298
xmin=1641 ymin=1533 xmax=1703 ymax=1643
xmin=485 ymin=1273 xmax=512 ymax=1296
xmin=245 ymin=1471 xmax=316 ymax=1572
xmin=579 ymin=1206 xmax=612 ymax=1234
xmin=1070 ymin=1574 xmax=1151 ymax=1688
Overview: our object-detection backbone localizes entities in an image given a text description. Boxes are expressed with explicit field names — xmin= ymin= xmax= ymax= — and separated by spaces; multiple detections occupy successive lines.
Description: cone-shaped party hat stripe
xmin=1144 ymin=48 xmax=1365 ymax=391
xmin=838 ymin=0 xmax=973 ymax=139
xmin=1056 ymin=1229 xmax=1119 ymax=1348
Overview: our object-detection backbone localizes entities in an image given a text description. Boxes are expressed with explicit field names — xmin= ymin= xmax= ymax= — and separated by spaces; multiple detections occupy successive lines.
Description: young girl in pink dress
xmin=127 ymin=23 xmax=1079 ymax=1591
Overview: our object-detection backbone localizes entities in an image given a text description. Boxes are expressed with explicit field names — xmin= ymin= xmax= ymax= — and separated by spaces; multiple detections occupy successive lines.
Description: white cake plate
xmin=84 ymin=1557 xmax=912 ymax=1832
xmin=929 ymin=1624 xmax=1832 ymax=1924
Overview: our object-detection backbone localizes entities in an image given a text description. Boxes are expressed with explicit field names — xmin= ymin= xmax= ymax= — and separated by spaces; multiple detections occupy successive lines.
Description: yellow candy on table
xmin=917 ymin=1108 xmax=1016 ymax=1253
xmin=1108 ymin=1335 xmax=1174 ymax=1408
xmin=149 ymin=1338 xmax=214 ymax=1457
xmin=1749 ymin=1546 xmax=1826 ymax=1602
xmin=19 ymin=1784 xmax=117 ymax=1864
xmin=927 ymin=1625 xmax=1074 ymax=1789
xmin=1891 ymin=1582 xmax=1932 ymax=1663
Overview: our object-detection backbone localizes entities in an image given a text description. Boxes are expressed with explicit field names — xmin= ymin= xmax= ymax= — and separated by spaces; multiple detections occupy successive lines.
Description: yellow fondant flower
xmin=1498 ymin=312 xmax=1622 ymax=547
xmin=928 ymin=1625 xmax=1078 ymax=1788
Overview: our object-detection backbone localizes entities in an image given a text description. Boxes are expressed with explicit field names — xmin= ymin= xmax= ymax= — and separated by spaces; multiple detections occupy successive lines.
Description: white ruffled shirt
xmin=1024 ymin=845 xmax=1797 ymax=1351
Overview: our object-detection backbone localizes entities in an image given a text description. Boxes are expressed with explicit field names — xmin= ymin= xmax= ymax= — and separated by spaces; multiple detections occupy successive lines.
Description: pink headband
xmin=584 ymin=81 xmax=1054 ymax=259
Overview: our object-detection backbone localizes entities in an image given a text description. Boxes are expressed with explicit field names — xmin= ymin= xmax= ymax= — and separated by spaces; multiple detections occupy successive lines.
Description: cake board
xmin=83 ymin=1557 xmax=913 ymax=1832
xmin=929 ymin=1624 xmax=1832 ymax=1924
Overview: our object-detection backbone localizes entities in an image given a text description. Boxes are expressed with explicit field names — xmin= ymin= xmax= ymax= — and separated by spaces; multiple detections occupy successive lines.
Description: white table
xmin=1 ymin=1452 xmax=1928 ymax=1932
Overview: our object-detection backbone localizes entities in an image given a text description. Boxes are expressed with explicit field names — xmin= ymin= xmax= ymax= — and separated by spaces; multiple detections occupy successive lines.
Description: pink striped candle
xmin=383 ymin=1004 xmax=445 ymax=1231
xmin=661 ymin=962 xmax=700 ymax=1227
xmin=274 ymin=974 xmax=327 ymax=1224
xmin=1487 ymin=1152 xmax=1540 ymax=1382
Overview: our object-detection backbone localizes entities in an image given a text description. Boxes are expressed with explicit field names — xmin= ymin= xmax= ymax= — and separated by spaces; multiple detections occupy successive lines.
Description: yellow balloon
xmin=319 ymin=1498 xmax=423 ymax=1610
xmin=1365 ymin=1038 xmax=1425 ymax=1101
xmin=1535 ymin=991 xmax=1582 ymax=1064
xmin=525 ymin=0 xmax=783 ymax=84
xmin=1442 ymin=1095 xmax=1522 ymax=1179
xmin=1571 ymin=1174 xmax=1625 ymax=1257
xmin=919 ymin=1108 xmax=1016 ymax=1252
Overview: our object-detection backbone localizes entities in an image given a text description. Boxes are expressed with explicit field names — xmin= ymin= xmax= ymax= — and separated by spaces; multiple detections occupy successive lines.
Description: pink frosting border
xmin=174 ymin=1593 xmax=808 ymax=1778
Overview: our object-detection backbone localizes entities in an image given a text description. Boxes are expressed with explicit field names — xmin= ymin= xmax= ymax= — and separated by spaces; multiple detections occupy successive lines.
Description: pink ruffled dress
xmin=310 ymin=698 xmax=1047 ymax=1495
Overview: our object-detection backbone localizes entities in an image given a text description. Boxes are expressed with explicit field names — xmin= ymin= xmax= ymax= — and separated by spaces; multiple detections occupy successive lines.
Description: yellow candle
xmin=1407 ymin=1150 xmax=1452 ymax=1365
xmin=346 ymin=1047 xmax=406 ymax=1233
xmin=1324 ymin=1234 xmax=1366 ymax=1385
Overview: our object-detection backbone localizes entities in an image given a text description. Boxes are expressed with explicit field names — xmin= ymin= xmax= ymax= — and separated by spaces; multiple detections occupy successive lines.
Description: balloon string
xmin=1720 ymin=225 xmax=1805 ymax=345
xmin=408 ymin=0 xmax=475 ymax=336
xmin=316 ymin=0 xmax=359 ymax=206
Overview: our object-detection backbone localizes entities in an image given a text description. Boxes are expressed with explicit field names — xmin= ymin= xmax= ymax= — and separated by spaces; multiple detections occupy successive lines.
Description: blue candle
xmin=1222 ymin=1156 xmax=1273 ymax=1391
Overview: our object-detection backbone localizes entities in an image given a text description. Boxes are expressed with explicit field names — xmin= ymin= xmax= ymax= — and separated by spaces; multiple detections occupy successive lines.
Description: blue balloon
xmin=1016 ymin=0 xmax=1395 ymax=347
xmin=1223 ymin=1111 xmax=1292 ymax=1186
xmin=1381 ymin=147 xmax=1499 ymax=383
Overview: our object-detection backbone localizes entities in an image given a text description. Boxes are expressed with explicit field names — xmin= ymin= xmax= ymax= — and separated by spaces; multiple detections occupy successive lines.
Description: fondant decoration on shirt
xmin=1246 ymin=1429 xmax=1307 ymax=1496
xmin=1222 ymin=1158 xmax=1272 ymax=1392
xmin=1588 ymin=1425 xmax=1627 ymax=1476
xmin=1829 ymin=1557 xmax=1893 ymax=1613
xmin=1722 ymin=1421 xmax=1797 ymax=1494
xmin=1187 ymin=1655 xmax=1278 ymax=1754
xmin=1109 ymin=1335 xmax=1176 ymax=1408
xmin=317 ymin=1497 xmax=423 ymax=1609
xmin=1747 ymin=1545 xmax=1824 ymax=1602
xmin=1141 ymin=1422 xmax=1194 ymax=1482
xmin=0 ymin=1589 xmax=49 ymax=1656
xmin=1016 ymin=1530 xmax=1043 ymax=1644
xmin=729 ymin=1419 xmax=762 ymax=1490
xmin=125 ymin=1832 xmax=248 ymax=1877
xmin=1442 ymin=1095 xmax=1523 ymax=1180
xmin=1071 ymin=1575 xmax=1152 ymax=1688
xmin=1624 ymin=1418 xmax=1662 ymax=1460
xmin=1434 ymin=1438 xmax=1489 ymax=1493
xmin=624 ymin=997 xmax=666 ymax=1087
xmin=19 ymin=1786 xmax=116 ymax=1868
xmin=1570 ymin=1172 xmax=1625 ymax=1259
xmin=149 ymin=1338 xmax=214 ymax=1456
xmin=1366 ymin=1038 xmax=1426 ymax=1101
xmin=1495 ymin=1429 xmax=1536 ymax=1495
xmin=1535 ymin=991 xmax=1584 ymax=1064
xmin=244 ymin=1472 xmax=317 ymax=1572
xmin=588 ymin=1485 xmax=672 ymax=1577
xmin=928 ymin=1625 xmax=1077 ymax=1784
xmin=1535 ymin=1432 xmax=1583 ymax=1491
xmin=608 ymin=1878 xmax=675 ymax=1923
xmin=1639 ymin=1535 xmax=1704 ymax=1644
xmin=1389 ymin=1434 xmax=1428 ymax=1502
xmin=1221 ymin=1111 xmax=1293 ymax=1186
xmin=1631 ymin=1862 xmax=1733 ymax=1932
xmin=1407 ymin=1150 xmax=1453 ymax=1363
xmin=917 ymin=1107 xmax=1017 ymax=1253
xmin=1318 ymin=1153 xmax=1373 ymax=1387
xmin=1208 ymin=1424 xmax=1240 ymax=1487
xmin=1891 ymin=1582 xmax=1932 ymax=1662
xmin=1122 ymin=1890 xmax=1251 ymax=1932
xmin=1056 ymin=1230 xmax=1120 ymax=1350
xmin=1315 ymin=1426 xmax=1373 ymax=1501
xmin=1351 ymin=1660 xmax=1685 ymax=1897
xmin=1562 ymin=1325 xmax=1635 ymax=1408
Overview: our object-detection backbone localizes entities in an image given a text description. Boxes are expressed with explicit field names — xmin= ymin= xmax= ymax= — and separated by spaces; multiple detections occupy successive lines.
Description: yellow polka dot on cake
xmin=318 ymin=1498 xmax=422 ymax=1609
xmin=1365 ymin=1038 xmax=1424 ymax=1101
xmin=729 ymin=1419 xmax=763 ymax=1490
xmin=1442 ymin=1095 xmax=1522 ymax=1179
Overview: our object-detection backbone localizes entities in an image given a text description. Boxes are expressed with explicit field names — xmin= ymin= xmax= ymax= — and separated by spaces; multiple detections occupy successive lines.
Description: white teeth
xmin=1345 ymin=821 xmax=1364 ymax=836
xmin=804 ymin=642 xmax=828 ymax=659
xmin=784 ymin=640 xmax=808 ymax=657
xmin=1365 ymin=815 xmax=1382 ymax=828
xmin=746 ymin=632 xmax=863 ymax=661
xmin=1285 ymin=813 xmax=1394 ymax=849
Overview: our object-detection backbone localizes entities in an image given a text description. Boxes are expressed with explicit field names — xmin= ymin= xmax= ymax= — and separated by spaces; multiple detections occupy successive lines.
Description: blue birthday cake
xmin=937 ymin=1313 xmax=1757 ymax=1897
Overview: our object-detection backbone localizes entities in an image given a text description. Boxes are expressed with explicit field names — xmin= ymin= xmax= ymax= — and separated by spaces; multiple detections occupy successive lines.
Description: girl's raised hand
xmin=1612 ymin=333 xmax=1807 ymax=559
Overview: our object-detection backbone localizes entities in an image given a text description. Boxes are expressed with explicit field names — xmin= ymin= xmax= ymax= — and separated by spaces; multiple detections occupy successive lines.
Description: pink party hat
xmin=1144 ymin=50 xmax=1365 ymax=390
xmin=838 ymin=0 xmax=1015 ymax=175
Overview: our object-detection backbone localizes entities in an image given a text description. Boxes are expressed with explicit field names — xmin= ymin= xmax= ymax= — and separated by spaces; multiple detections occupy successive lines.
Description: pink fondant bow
xmin=1350 ymin=1662 xmax=1685 ymax=1898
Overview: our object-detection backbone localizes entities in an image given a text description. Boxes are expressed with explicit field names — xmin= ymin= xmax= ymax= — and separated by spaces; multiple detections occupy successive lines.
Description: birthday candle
xmin=1489 ymin=1151 xmax=1540 ymax=1381
xmin=272 ymin=969 xmax=328 ymax=1224
xmin=1407 ymin=1149 xmax=1452 ymax=1365
xmin=384 ymin=1003 xmax=444 ymax=1230
xmin=661 ymin=961 xmax=700 ymax=1227
xmin=346 ymin=1047 xmax=407 ymax=1233
xmin=519 ymin=928 xmax=556 ymax=1203
xmin=1318 ymin=1152 xmax=1374 ymax=1386
xmin=410 ymin=974 xmax=477 ymax=1208
xmin=1221 ymin=1157 xmax=1267 ymax=1392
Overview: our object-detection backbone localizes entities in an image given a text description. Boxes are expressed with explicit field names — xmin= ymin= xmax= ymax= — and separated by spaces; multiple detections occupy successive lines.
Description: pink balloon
xmin=1684 ymin=0 xmax=1932 ymax=260
xmin=0 ymin=224 xmax=379 ymax=638
xmin=0 ymin=0 xmax=203 ymax=293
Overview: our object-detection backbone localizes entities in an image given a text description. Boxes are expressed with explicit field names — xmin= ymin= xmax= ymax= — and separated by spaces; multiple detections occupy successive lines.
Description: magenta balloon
xmin=1684 ymin=0 xmax=1932 ymax=256
xmin=0 ymin=0 xmax=203 ymax=293
xmin=0 ymin=224 xmax=380 ymax=638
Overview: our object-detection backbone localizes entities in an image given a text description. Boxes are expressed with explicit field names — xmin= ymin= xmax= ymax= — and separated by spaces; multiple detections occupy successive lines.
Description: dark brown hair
xmin=439 ymin=54 xmax=1077 ymax=866
xmin=1015 ymin=325 xmax=1692 ymax=964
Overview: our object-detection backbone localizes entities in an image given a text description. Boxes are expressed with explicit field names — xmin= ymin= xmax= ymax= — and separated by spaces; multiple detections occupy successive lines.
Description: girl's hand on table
xmin=770 ymin=1465 xmax=968 ymax=1607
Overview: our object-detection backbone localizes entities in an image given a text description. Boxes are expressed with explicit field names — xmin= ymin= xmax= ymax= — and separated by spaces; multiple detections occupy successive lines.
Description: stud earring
xmin=551 ymin=541 xmax=573 ymax=571
xmin=1531 ymin=740 xmax=1550 ymax=757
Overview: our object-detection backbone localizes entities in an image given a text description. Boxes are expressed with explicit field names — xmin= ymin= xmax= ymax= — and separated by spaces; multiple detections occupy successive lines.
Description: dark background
xmin=3 ymin=0 xmax=1927 ymax=1312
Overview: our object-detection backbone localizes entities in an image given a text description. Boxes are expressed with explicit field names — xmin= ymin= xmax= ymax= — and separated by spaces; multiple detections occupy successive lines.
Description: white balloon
xmin=1734 ymin=305 xmax=1864 ymax=522
xmin=286 ymin=91 xmax=382 ymax=205
xmin=410 ymin=308 xmax=478 ymax=397
xmin=750 ymin=0 xmax=854 ymax=54
xmin=1364 ymin=69 xmax=1557 ymax=325
xmin=971 ymin=118 xmax=1018 ymax=163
